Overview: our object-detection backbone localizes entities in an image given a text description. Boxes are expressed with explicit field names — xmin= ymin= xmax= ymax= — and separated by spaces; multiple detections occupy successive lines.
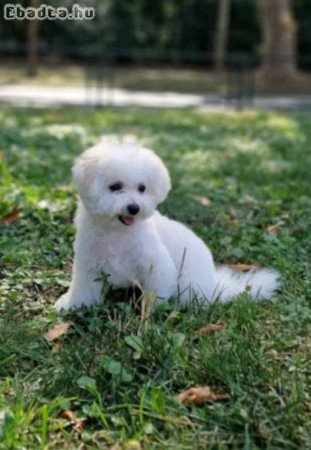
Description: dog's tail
xmin=214 ymin=267 xmax=279 ymax=302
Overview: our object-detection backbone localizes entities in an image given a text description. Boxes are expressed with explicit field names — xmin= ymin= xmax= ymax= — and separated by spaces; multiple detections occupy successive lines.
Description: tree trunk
xmin=214 ymin=0 xmax=230 ymax=71
xmin=26 ymin=0 xmax=39 ymax=77
xmin=257 ymin=0 xmax=297 ymax=85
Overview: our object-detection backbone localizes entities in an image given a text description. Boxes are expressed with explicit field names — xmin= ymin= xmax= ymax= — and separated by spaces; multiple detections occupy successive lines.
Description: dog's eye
xmin=109 ymin=183 xmax=123 ymax=192
xmin=138 ymin=184 xmax=146 ymax=193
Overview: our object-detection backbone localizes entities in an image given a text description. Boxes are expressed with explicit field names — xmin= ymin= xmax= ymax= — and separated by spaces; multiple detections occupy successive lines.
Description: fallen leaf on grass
xmin=51 ymin=343 xmax=61 ymax=353
xmin=267 ymin=349 xmax=279 ymax=359
xmin=44 ymin=322 xmax=73 ymax=342
xmin=176 ymin=386 xmax=228 ymax=406
xmin=124 ymin=440 xmax=142 ymax=450
xmin=193 ymin=195 xmax=211 ymax=207
xmin=60 ymin=410 xmax=85 ymax=432
xmin=227 ymin=263 xmax=258 ymax=272
xmin=109 ymin=445 xmax=122 ymax=450
xmin=304 ymin=401 xmax=311 ymax=412
xmin=1 ymin=207 xmax=20 ymax=224
xmin=266 ymin=225 xmax=280 ymax=234
xmin=223 ymin=151 xmax=236 ymax=160
xmin=199 ymin=323 xmax=226 ymax=336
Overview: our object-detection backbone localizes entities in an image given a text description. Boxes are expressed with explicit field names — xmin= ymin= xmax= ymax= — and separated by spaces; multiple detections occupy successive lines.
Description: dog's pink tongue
xmin=122 ymin=216 xmax=134 ymax=225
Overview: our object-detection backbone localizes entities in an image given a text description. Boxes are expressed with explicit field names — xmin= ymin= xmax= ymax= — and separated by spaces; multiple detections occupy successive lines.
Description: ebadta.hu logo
xmin=3 ymin=3 xmax=95 ymax=21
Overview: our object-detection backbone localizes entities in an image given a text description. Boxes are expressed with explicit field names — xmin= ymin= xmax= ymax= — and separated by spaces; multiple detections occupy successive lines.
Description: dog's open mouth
xmin=118 ymin=215 xmax=135 ymax=226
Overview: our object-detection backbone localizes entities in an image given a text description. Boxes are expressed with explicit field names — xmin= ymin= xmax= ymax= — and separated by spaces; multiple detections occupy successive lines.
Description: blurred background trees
xmin=0 ymin=0 xmax=310 ymax=91
xmin=214 ymin=0 xmax=231 ymax=71
xmin=26 ymin=0 xmax=39 ymax=76
xmin=257 ymin=0 xmax=298 ymax=86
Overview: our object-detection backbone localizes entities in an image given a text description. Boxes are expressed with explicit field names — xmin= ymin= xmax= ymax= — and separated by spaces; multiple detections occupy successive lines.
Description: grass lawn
xmin=0 ymin=106 xmax=310 ymax=449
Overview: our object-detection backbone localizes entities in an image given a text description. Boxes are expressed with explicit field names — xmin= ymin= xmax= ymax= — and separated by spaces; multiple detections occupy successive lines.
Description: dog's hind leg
xmin=141 ymin=247 xmax=178 ymax=308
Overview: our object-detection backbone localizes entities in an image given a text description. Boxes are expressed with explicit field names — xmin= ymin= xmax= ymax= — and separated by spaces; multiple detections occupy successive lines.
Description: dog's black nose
xmin=127 ymin=204 xmax=140 ymax=215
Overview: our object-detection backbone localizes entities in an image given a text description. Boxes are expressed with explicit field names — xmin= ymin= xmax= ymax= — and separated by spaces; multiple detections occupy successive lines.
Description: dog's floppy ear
xmin=150 ymin=155 xmax=171 ymax=204
xmin=72 ymin=155 xmax=94 ymax=195
xmin=72 ymin=148 xmax=102 ymax=207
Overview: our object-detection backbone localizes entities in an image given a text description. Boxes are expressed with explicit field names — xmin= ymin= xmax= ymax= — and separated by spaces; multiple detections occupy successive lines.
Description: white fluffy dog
xmin=54 ymin=142 xmax=278 ymax=312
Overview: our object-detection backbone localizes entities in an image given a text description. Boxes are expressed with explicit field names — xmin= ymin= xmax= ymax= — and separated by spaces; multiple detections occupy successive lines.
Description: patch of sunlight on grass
xmin=228 ymin=137 xmax=268 ymax=155
xmin=41 ymin=124 xmax=88 ymax=139
xmin=98 ymin=133 xmax=140 ymax=145
xmin=37 ymin=198 xmax=71 ymax=212
xmin=0 ymin=114 xmax=19 ymax=128
xmin=264 ymin=115 xmax=304 ymax=140
xmin=179 ymin=148 xmax=214 ymax=171
xmin=261 ymin=159 xmax=291 ymax=174
xmin=175 ymin=149 xmax=223 ymax=189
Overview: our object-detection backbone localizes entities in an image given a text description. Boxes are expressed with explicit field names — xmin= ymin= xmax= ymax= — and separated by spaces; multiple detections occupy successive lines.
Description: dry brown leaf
xmin=51 ymin=343 xmax=61 ymax=353
xmin=124 ymin=440 xmax=142 ymax=450
xmin=223 ymin=151 xmax=236 ymax=160
xmin=227 ymin=263 xmax=258 ymax=272
xmin=266 ymin=225 xmax=280 ymax=234
xmin=304 ymin=401 xmax=311 ymax=412
xmin=60 ymin=409 xmax=77 ymax=421
xmin=2 ymin=207 xmax=20 ymax=224
xmin=0 ymin=151 xmax=5 ymax=160
xmin=193 ymin=195 xmax=211 ymax=207
xmin=267 ymin=349 xmax=279 ymax=359
xmin=176 ymin=386 xmax=228 ymax=406
xmin=73 ymin=420 xmax=85 ymax=433
xmin=44 ymin=321 xmax=73 ymax=342
xmin=60 ymin=409 xmax=85 ymax=432
xmin=199 ymin=323 xmax=226 ymax=336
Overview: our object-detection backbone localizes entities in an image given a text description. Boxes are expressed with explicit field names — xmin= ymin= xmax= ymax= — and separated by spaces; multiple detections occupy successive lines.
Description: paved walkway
xmin=0 ymin=84 xmax=310 ymax=112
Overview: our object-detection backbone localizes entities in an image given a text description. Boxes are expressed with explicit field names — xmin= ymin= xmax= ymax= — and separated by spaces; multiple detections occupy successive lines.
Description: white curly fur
xmin=54 ymin=142 xmax=279 ymax=312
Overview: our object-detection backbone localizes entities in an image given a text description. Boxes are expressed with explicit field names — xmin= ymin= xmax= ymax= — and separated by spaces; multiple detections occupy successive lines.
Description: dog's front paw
xmin=54 ymin=293 xmax=73 ymax=313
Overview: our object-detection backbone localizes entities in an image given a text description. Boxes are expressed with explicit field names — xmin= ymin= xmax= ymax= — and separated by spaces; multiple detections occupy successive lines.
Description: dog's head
xmin=72 ymin=142 xmax=171 ymax=227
